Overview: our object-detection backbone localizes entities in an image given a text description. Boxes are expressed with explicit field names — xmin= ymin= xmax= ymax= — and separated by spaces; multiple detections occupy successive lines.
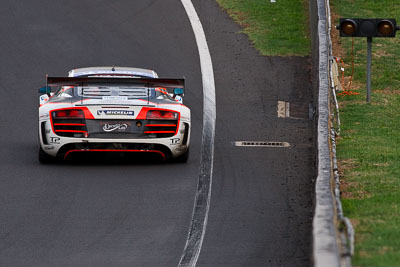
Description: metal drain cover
xmin=233 ymin=141 xmax=290 ymax=147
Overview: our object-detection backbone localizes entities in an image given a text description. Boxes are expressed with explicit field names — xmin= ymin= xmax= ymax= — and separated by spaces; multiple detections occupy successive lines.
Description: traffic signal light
xmin=337 ymin=18 xmax=398 ymax=38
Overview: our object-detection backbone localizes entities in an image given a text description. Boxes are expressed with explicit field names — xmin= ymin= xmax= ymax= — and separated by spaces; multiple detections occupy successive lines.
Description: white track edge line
xmin=178 ymin=0 xmax=216 ymax=266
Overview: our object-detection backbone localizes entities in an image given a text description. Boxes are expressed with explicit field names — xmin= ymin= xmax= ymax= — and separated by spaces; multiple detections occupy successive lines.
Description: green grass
xmin=331 ymin=1 xmax=400 ymax=266
xmin=337 ymin=95 xmax=400 ymax=267
xmin=216 ymin=0 xmax=310 ymax=56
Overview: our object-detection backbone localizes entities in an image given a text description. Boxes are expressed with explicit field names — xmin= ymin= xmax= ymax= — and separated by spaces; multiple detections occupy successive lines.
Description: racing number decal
xmin=170 ymin=138 xmax=180 ymax=145
xmin=50 ymin=137 xmax=61 ymax=144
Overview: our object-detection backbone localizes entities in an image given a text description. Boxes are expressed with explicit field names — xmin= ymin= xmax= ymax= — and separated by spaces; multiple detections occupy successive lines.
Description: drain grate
xmin=233 ymin=141 xmax=290 ymax=147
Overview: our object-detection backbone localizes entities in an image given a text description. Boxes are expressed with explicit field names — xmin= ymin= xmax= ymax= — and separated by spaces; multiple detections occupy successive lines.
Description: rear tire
xmin=38 ymin=146 xmax=55 ymax=164
xmin=174 ymin=147 xmax=189 ymax=163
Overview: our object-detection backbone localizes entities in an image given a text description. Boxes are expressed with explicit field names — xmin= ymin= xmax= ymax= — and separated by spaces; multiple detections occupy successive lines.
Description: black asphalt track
xmin=194 ymin=1 xmax=314 ymax=266
xmin=0 ymin=0 xmax=314 ymax=266
xmin=0 ymin=1 xmax=202 ymax=266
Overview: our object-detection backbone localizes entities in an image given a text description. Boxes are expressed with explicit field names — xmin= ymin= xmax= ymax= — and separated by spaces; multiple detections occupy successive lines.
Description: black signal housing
xmin=337 ymin=18 xmax=397 ymax=38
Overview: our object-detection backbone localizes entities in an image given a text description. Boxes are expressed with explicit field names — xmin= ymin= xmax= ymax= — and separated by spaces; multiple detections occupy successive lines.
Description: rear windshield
xmin=53 ymin=84 xmax=173 ymax=100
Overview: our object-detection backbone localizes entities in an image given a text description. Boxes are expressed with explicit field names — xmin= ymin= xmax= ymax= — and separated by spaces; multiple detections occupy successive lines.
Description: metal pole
xmin=366 ymin=37 xmax=372 ymax=102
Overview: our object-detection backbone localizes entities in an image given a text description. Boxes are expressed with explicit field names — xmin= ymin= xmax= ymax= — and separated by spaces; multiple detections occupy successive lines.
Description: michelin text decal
xmin=97 ymin=110 xmax=134 ymax=116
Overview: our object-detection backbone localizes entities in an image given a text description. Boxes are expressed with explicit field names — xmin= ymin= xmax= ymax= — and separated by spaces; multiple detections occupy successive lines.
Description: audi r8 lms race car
xmin=38 ymin=66 xmax=191 ymax=163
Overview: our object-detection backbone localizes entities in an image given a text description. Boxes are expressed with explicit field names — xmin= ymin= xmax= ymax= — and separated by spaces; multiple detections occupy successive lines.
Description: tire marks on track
xmin=178 ymin=0 xmax=216 ymax=266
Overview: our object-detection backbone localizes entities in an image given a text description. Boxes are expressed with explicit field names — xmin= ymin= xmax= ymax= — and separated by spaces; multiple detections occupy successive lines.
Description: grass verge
xmin=331 ymin=0 xmax=400 ymax=266
xmin=216 ymin=0 xmax=310 ymax=56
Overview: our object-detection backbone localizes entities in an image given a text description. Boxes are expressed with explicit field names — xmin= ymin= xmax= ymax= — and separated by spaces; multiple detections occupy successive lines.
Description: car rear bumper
xmin=39 ymin=121 xmax=190 ymax=159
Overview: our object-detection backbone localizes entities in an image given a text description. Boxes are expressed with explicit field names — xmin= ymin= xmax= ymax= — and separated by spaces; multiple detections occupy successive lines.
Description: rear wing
xmin=46 ymin=77 xmax=185 ymax=88
xmin=40 ymin=77 xmax=185 ymax=105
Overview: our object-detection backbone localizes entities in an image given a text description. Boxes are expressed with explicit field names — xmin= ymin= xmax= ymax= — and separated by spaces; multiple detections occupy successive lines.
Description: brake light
xmin=56 ymin=111 xmax=68 ymax=117
xmin=69 ymin=109 xmax=84 ymax=117
xmin=52 ymin=109 xmax=85 ymax=118
xmin=147 ymin=110 xmax=162 ymax=119
xmin=162 ymin=112 xmax=176 ymax=119
xmin=146 ymin=110 xmax=178 ymax=120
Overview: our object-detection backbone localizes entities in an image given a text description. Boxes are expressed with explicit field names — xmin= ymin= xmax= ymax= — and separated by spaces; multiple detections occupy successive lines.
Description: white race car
xmin=38 ymin=66 xmax=191 ymax=163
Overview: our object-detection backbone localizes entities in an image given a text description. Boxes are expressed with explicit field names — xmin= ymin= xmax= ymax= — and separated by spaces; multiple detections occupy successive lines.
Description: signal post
xmin=336 ymin=18 xmax=399 ymax=102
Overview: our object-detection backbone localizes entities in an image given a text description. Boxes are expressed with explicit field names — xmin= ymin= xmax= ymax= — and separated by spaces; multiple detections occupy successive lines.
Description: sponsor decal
xmin=102 ymin=123 xmax=129 ymax=132
xmin=102 ymin=96 xmax=128 ymax=100
xmin=45 ymin=129 xmax=51 ymax=134
xmin=174 ymin=146 xmax=186 ymax=152
xmin=76 ymin=70 xmax=152 ymax=77
xmin=50 ymin=137 xmax=61 ymax=144
xmin=40 ymin=95 xmax=49 ymax=105
xmin=39 ymin=113 xmax=49 ymax=119
xmin=170 ymin=138 xmax=180 ymax=145
xmin=97 ymin=110 xmax=134 ymax=116
xmin=44 ymin=146 xmax=54 ymax=150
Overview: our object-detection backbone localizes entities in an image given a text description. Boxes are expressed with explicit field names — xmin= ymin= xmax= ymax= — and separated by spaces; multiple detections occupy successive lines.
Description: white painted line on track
xmin=178 ymin=0 xmax=216 ymax=266
xmin=277 ymin=101 xmax=290 ymax=118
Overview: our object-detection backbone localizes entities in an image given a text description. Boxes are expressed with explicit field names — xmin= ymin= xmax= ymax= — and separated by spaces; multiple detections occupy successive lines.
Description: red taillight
xmin=52 ymin=109 xmax=85 ymax=118
xmin=56 ymin=111 xmax=67 ymax=117
xmin=162 ymin=112 xmax=175 ymax=119
xmin=51 ymin=108 xmax=89 ymax=138
xmin=146 ymin=110 xmax=178 ymax=120
xmin=147 ymin=110 xmax=162 ymax=119
xmin=69 ymin=109 xmax=84 ymax=117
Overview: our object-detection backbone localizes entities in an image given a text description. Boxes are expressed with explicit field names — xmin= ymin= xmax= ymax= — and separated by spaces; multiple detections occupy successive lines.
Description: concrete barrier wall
xmin=310 ymin=0 xmax=343 ymax=266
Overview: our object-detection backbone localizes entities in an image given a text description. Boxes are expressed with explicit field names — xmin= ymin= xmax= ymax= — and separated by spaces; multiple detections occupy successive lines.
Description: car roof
xmin=68 ymin=66 xmax=158 ymax=78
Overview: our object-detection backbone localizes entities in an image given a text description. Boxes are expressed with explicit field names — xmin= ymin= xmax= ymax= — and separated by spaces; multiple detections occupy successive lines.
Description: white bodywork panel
xmin=38 ymin=67 xmax=190 ymax=160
